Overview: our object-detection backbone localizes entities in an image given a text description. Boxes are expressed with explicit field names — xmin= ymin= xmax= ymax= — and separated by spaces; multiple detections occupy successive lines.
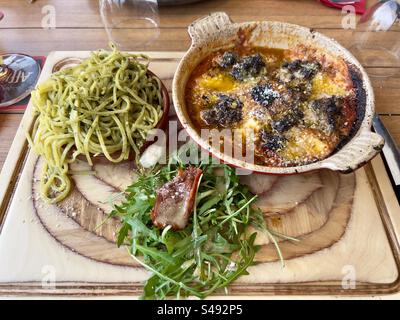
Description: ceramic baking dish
xmin=172 ymin=12 xmax=384 ymax=174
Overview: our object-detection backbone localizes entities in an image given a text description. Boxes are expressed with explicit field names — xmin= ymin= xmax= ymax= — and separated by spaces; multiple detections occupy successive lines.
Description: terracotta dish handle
xmin=321 ymin=130 xmax=384 ymax=173
xmin=188 ymin=12 xmax=232 ymax=45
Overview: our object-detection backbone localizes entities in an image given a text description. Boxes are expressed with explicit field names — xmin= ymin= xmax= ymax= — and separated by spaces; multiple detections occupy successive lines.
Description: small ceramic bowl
xmin=172 ymin=12 xmax=384 ymax=174
xmin=52 ymin=57 xmax=170 ymax=160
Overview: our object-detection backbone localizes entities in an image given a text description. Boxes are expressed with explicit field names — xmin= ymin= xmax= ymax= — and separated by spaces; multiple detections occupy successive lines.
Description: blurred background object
xmin=350 ymin=0 xmax=400 ymax=78
xmin=319 ymin=0 xmax=366 ymax=14
xmin=99 ymin=0 xmax=160 ymax=50
xmin=359 ymin=0 xmax=399 ymax=31
xmin=157 ymin=0 xmax=205 ymax=4
xmin=0 ymin=54 xmax=41 ymax=108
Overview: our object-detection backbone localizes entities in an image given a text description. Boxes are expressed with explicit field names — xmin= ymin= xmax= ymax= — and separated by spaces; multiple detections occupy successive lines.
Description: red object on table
xmin=319 ymin=0 xmax=367 ymax=15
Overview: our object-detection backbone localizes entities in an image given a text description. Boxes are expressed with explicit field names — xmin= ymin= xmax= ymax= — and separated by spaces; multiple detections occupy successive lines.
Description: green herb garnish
xmin=110 ymin=143 xmax=287 ymax=300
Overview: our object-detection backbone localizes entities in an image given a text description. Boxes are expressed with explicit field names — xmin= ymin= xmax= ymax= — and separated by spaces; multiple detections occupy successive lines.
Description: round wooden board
xmin=33 ymin=157 xmax=138 ymax=267
xmin=32 ymin=156 xmax=355 ymax=267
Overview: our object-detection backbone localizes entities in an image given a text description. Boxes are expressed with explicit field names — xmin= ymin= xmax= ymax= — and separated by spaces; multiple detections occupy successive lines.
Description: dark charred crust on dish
xmin=280 ymin=60 xmax=321 ymax=80
xmin=311 ymin=96 xmax=342 ymax=135
xmin=251 ymin=84 xmax=280 ymax=108
xmin=348 ymin=64 xmax=366 ymax=133
xmin=231 ymin=54 xmax=265 ymax=81
xmin=272 ymin=107 xmax=304 ymax=133
xmin=217 ymin=51 xmax=238 ymax=69
xmin=201 ymin=94 xmax=243 ymax=126
xmin=335 ymin=63 xmax=366 ymax=151
xmin=275 ymin=60 xmax=320 ymax=105
xmin=260 ymin=130 xmax=286 ymax=152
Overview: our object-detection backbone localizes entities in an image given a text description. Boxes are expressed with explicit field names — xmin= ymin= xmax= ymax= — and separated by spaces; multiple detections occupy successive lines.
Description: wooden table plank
xmin=1 ymin=27 xmax=399 ymax=67
xmin=381 ymin=116 xmax=400 ymax=146
xmin=0 ymin=114 xmax=23 ymax=170
xmin=0 ymin=0 xmax=375 ymax=30
xmin=370 ymin=69 xmax=400 ymax=114
xmin=0 ymin=0 xmax=103 ymax=28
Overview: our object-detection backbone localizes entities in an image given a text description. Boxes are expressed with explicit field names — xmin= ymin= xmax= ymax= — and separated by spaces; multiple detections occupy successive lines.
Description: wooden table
xmin=0 ymin=0 xmax=399 ymax=170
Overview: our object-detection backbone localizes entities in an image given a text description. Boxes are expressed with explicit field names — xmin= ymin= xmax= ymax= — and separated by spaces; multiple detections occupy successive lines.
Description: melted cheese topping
xmin=311 ymin=73 xmax=347 ymax=99
xmin=281 ymin=127 xmax=330 ymax=162
xmin=185 ymin=44 xmax=357 ymax=167
xmin=199 ymin=74 xmax=237 ymax=92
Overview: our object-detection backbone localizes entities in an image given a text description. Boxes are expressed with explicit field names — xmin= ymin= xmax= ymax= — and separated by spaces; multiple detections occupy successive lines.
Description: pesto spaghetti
xmin=28 ymin=44 xmax=164 ymax=204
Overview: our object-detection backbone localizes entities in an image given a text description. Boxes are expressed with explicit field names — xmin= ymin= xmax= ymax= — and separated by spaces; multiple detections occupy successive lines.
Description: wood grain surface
xmin=30 ymin=122 xmax=356 ymax=267
xmin=0 ymin=0 xmax=399 ymax=172
xmin=0 ymin=50 xmax=399 ymax=298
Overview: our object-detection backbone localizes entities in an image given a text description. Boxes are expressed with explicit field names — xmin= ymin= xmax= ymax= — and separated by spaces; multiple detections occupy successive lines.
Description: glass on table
xmin=99 ymin=0 xmax=160 ymax=51
xmin=349 ymin=0 xmax=400 ymax=78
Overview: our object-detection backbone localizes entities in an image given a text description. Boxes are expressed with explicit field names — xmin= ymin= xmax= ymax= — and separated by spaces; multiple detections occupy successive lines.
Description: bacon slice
xmin=151 ymin=166 xmax=203 ymax=230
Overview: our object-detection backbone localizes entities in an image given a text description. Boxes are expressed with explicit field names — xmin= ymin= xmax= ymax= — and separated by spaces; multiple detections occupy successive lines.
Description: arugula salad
xmin=110 ymin=143 xmax=291 ymax=300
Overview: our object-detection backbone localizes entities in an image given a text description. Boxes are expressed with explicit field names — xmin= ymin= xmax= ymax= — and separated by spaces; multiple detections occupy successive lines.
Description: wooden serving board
xmin=0 ymin=51 xmax=400 ymax=298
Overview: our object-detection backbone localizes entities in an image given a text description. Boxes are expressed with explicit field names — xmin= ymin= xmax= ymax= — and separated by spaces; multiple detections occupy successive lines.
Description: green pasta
xmin=28 ymin=44 xmax=164 ymax=204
